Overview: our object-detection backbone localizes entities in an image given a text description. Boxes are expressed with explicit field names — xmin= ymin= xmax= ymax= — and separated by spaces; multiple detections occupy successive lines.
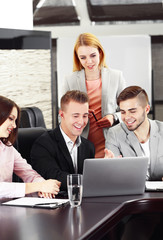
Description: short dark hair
xmin=117 ymin=86 xmax=149 ymax=106
xmin=0 ymin=95 xmax=20 ymax=145
xmin=61 ymin=90 xmax=89 ymax=111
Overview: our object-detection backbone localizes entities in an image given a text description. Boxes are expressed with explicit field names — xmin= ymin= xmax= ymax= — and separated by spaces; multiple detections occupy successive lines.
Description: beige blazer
xmin=62 ymin=67 xmax=126 ymax=138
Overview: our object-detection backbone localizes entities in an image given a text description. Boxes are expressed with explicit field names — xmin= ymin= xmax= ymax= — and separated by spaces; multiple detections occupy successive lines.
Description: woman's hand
xmin=38 ymin=192 xmax=55 ymax=199
xmin=38 ymin=180 xmax=61 ymax=198
xmin=39 ymin=179 xmax=61 ymax=195
xmin=88 ymin=109 xmax=97 ymax=120
xmin=25 ymin=179 xmax=61 ymax=198
xmin=96 ymin=114 xmax=114 ymax=128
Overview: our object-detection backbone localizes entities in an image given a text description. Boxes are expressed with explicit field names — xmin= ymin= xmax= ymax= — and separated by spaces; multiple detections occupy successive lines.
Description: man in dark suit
xmin=31 ymin=90 xmax=95 ymax=191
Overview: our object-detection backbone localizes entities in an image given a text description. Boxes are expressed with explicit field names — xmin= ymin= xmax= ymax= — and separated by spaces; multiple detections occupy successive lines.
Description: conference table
xmin=1 ymin=192 xmax=163 ymax=240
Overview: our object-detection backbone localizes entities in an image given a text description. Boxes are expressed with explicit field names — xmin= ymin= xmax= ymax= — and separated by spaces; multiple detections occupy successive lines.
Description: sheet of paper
xmin=145 ymin=181 xmax=163 ymax=190
xmin=2 ymin=197 xmax=69 ymax=207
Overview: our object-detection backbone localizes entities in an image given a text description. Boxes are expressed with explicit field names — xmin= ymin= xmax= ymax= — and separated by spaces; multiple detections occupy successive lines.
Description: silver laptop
xmin=83 ymin=156 xmax=148 ymax=197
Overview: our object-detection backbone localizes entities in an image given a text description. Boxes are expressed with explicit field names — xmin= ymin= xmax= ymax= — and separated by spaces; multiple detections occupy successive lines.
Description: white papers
xmin=2 ymin=197 xmax=69 ymax=208
xmin=145 ymin=181 xmax=163 ymax=191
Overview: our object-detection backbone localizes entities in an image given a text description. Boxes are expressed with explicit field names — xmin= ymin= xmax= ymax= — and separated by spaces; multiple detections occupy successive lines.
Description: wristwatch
xmin=112 ymin=113 xmax=119 ymax=125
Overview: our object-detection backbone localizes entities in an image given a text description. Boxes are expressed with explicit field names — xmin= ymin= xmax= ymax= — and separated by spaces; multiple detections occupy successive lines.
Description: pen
xmin=34 ymin=202 xmax=59 ymax=206
xmin=34 ymin=202 xmax=60 ymax=209
xmin=92 ymin=112 xmax=98 ymax=121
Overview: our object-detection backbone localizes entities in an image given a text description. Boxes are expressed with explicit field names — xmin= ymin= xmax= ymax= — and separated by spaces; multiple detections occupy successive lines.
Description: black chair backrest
xmin=15 ymin=127 xmax=47 ymax=164
xmin=13 ymin=127 xmax=47 ymax=182
xmin=20 ymin=107 xmax=46 ymax=128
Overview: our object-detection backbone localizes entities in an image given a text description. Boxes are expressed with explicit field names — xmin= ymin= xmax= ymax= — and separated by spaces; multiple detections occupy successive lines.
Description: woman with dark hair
xmin=0 ymin=96 xmax=60 ymax=198
xmin=62 ymin=33 xmax=126 ymax=158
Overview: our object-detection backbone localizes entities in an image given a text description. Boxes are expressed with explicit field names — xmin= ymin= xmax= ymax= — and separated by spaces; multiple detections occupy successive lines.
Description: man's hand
xmin=104 ymin=148 xmax=122 ymax=158
xmin=104 ymin=149 xmax=115 ymax=158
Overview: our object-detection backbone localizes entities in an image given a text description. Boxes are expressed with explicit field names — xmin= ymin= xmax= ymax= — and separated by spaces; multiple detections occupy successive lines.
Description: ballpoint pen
xmin=91 ymin=112 xmax=98 ymax=121
xmin=34 ymin=202 xmax=59 ymax=206
xmin=34 ymin=201 xmax=69 ymax=208
xmin=34 ymin=202 xmax=60 ymax=208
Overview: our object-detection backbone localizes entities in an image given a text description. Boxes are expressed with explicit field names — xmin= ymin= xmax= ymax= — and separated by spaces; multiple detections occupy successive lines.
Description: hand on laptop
xmin=104 ymin=148 xmax=122 ymax=158
xmin=104 ymin=149 xmax=115 ymax=158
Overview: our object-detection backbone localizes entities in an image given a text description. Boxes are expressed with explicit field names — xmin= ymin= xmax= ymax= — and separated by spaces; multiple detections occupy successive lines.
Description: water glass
xmin=67 ymin=174 xmax=83 ymax=207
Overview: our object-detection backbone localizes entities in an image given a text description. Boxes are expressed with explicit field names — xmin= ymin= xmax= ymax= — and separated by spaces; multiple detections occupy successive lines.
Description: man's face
xmin=60 ymin=101 xmax=89 ymax=142
xmin=119 ymin=97 xmax=149 ymax=131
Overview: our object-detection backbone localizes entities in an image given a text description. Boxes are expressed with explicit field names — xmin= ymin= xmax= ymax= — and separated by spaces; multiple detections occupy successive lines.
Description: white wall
xmin=0 ymin=0 xmax=33 ymax=30
xmin=34 ymin=22 xmax=163 ymax=38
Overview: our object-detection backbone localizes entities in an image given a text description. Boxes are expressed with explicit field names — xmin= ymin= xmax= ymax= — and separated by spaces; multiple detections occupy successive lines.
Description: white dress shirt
xmin=140 ymin=139 xmax=150 ymax=179
xmin=60 ymin=126 xmax=81 ymax=173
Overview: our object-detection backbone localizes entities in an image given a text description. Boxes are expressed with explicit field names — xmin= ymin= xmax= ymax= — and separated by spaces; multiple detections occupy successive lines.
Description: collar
xmin=59 ymin=125 xmax=81 ymax=147
xmin=148 ymin=119 xmax=158 ymax=138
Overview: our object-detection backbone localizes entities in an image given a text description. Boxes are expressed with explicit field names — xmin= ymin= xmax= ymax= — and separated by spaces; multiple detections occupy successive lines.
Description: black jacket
xmin=31 ymin=126 xmax=95 ymax=190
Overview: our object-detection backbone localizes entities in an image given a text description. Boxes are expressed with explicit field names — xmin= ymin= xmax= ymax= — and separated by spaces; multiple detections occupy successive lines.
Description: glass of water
xmin=67 ymin=174 xmax=83 ymax=207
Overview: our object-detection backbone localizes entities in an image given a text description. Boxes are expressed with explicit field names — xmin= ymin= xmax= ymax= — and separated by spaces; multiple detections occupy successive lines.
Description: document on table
xmin=2 ymin=197 xmax=69 ymax=209
xmin=145 ymin=181 xmax=163 ymax=191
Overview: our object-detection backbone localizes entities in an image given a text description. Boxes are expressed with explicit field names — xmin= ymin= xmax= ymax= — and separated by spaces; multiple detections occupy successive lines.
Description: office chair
xmin=13 ymin=127 xmax=47 ymax=182
xmin=19 ymin=107 xmax=46 ymax=128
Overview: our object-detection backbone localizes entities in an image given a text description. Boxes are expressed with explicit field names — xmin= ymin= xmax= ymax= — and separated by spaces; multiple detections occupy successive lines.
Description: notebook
xmin=2 ymin=197 xmax=69 ymax=209
xmin=145 ymin=181 xmax=163 ymax=191
xmin=83 ymin=156 xmax=148 ymax=197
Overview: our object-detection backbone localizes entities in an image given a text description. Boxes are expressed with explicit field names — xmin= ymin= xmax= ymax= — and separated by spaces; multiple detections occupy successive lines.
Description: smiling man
xmin=31 ymin=90 xmax=95 ymax=191
xmin=105 ymin=86 xmax=163 ymax=181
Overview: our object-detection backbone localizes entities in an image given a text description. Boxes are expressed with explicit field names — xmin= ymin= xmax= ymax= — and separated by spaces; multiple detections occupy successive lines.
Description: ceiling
xmin=33 ymin=0 xmax=163 ymax=26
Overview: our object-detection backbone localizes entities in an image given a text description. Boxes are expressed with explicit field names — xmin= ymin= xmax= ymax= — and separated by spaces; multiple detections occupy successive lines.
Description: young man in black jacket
xmin=31 ymin=90 xmax=95 ymax=191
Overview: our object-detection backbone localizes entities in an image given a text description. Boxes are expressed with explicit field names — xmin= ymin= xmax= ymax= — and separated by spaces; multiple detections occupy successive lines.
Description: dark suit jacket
xmin=31 ymin=126 xmax=95 ymax=190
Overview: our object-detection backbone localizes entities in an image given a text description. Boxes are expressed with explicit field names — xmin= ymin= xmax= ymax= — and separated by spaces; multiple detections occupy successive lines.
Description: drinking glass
xmin=67 ymin=174 xmax=83 ymax=207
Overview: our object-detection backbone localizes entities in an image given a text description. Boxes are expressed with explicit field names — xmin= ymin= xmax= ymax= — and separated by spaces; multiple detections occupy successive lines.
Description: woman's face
xmin=0 ymin=107 xmax=17 ymax=138
xmin=77 ymin=46 xmax=100 ymax=74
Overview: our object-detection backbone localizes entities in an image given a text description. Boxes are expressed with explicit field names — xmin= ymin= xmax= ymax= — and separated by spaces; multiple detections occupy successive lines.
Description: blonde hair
xmin=73 ymin=33 xmax=107 ymax=72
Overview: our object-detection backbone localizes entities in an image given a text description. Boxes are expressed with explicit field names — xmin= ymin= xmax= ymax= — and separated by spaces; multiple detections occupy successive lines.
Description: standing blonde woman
xmin=62 ymin=33 xmax=126 ymax=157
